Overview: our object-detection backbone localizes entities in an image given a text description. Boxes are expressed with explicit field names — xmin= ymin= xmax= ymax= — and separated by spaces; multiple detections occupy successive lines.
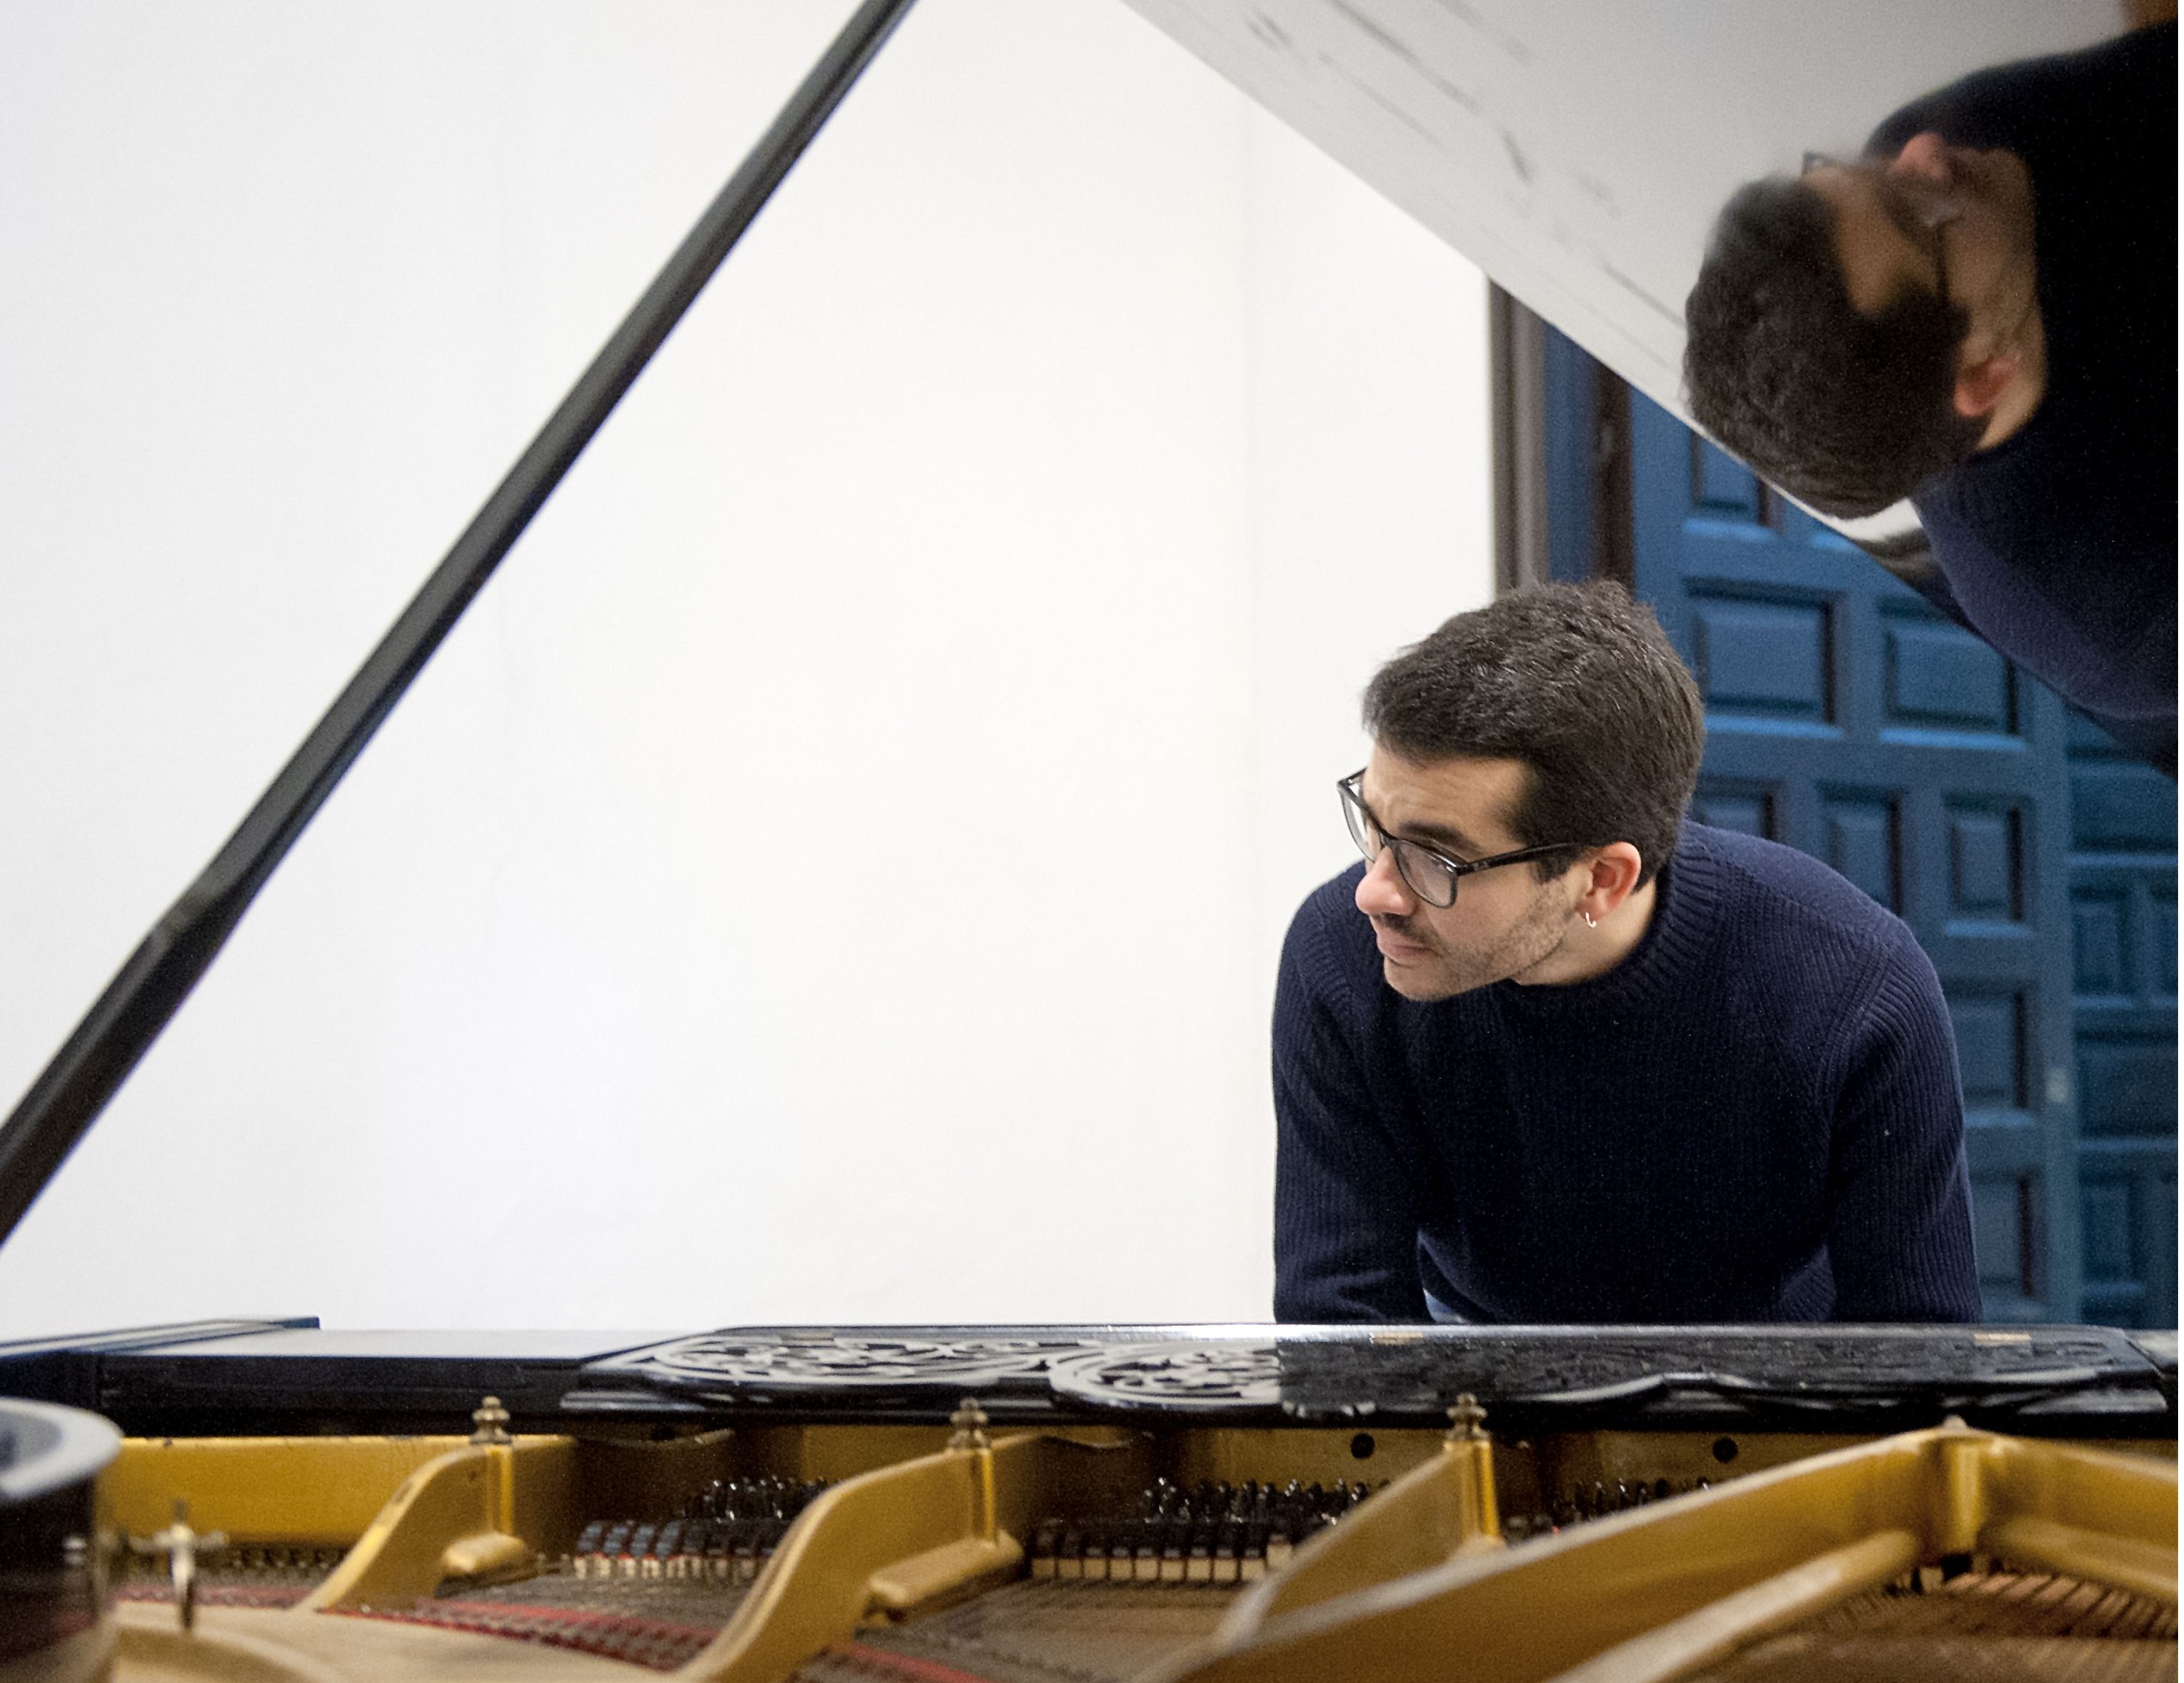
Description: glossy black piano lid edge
xmin=6 ymin=1322 xmax=2172 ymax=1439
xmin=0 ymin=1322 xmax=675 ymax=1431
xmin=0 ymin=1316 xmax=321 ymax=1358
xmin=0 ymin=1318 xmax=322 ymax=1417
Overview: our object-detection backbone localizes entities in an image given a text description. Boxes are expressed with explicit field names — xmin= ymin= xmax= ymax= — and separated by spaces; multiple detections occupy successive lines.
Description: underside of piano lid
xmin=1114 ymin=0 xmax=2111 ymax=548
xmin=13 ymin=1320 xmax=2175 ymax=1682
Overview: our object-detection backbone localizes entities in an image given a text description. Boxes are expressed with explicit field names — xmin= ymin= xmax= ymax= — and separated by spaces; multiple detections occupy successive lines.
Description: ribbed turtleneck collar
xmin=1484 ymin=825 xmax=1723 ymax=1016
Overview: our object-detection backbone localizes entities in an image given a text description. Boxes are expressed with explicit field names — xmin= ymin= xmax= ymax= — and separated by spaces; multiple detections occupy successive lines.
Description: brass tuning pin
xmin=1446 ymin=1393 xmax=1488 ymax=1442
xmin=947 ymin=1396 xmax=992 ymax=1451
xmin=470 ymin=1395 xmax=513 ymax=1445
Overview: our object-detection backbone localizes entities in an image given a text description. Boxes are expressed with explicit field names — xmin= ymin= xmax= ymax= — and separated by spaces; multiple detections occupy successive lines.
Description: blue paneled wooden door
xmin=1626 ymin=392 xmax=2084 ymax=1322
xmin=2066 ymin=715 xmax=2179 ymax=1326
xmin=1523 ymin=312 xmax=2176 ymax=1325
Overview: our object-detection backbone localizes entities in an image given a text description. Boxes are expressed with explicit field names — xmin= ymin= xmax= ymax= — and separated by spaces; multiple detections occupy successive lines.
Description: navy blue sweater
xmin=1272 ymin=825 xmax=1980 ymax=1324
xmin=1869 ymin=24 xmax=2176 ymax=774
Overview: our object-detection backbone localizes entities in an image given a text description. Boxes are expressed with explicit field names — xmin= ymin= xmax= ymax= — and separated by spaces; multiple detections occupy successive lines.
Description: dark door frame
xmin=1489 ymin=289 xmax=1629 ymax=594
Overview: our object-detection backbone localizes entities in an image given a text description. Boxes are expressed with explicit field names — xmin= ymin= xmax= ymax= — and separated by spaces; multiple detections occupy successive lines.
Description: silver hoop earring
xmin=1581 ymin=911 xmax=1598 ymax=929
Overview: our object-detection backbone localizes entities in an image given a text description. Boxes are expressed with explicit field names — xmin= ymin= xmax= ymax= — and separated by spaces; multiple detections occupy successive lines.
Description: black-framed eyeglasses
xmin=1338 ymin=772 xmax=1579 ymax=910
xmin=1800 ymin=151 xmax=1962 ymax=307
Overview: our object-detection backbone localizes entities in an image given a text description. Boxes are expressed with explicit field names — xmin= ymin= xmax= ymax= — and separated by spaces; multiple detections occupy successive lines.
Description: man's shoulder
xmin=1866 ymin=23 xmax=2174 ymax=157
xmin=1683 ymin=823 xmax=1920 ymax=963
xmin=1289 ymin=862 xmax=1367 ymax=935
xmin=1282 ymin=865 xmax=1380 ymax=994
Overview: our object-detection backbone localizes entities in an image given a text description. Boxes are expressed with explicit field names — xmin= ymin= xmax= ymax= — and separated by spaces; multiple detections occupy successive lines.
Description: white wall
xmin=0 ymin=1 xmax=1490 ymax=1336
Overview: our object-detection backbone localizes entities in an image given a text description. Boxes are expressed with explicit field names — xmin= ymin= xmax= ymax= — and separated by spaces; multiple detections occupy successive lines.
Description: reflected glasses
xmin=1800 ymin=151 xmax=1962 ymax=307
xmin=1338 ymin=772 xmax=1578 ymax=909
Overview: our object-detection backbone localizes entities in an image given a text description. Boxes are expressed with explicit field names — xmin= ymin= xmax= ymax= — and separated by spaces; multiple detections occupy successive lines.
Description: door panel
xmin=1626 ymin=393 xmax=2082 ymax=1322
xmin=1529 ymin=309 xmax=2174 ymax=1328
xmin=2066 ymin=712 xmax=2179 ymax=1328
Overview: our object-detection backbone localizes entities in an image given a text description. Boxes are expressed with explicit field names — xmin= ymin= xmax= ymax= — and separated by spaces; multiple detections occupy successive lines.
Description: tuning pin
xmin=947 ymin=1398 xmax=992 ymax=1452
xmin=469 ymin=1396 xmax=513 ymax=1445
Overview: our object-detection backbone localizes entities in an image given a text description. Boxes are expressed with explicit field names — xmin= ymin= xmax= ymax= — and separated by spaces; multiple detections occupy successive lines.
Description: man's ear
xmin=1953 ymin=352 xmax=2017 ymax=418
xmin=1575 ymin=843 xmax=1645 ymax=921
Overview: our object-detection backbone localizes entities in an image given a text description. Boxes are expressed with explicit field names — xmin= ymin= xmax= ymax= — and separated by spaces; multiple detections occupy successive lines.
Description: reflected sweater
xmin=1870 ymin=24 xmax=2177 ymax=774
xmin=1272 ymin=824 xmax=1980 ymax=1323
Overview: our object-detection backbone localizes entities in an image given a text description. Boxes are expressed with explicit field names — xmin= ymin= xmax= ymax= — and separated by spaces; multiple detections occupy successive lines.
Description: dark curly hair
xmin=1362 ymin=583 xmax=1702 ymax=888
xmin=1683 ymin=176 xmax=1981 ymax=518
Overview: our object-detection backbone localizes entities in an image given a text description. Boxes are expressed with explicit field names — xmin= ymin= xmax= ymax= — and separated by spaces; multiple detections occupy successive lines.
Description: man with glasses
xmin=1273 ymin=584 xmax=1978 ymax=1323
xmin=1682 ymin=22 xmax=2175 ymax=774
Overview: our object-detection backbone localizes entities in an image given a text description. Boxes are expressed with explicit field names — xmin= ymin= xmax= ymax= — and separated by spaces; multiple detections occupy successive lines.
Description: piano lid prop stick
xmin=0 ymin=0 xmax=921 ymax=1247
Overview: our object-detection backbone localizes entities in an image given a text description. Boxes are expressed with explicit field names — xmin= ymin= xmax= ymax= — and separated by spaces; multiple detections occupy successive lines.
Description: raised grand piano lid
xmin=0 ymin=0 xmax=921 ymax=1252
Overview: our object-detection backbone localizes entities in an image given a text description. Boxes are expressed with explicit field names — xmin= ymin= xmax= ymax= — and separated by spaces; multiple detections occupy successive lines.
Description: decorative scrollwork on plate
xmin=578 ymin=1325 xmax=2160 ymax=1422
xmin=1046 ymin=1342 xmax=1283 ymax=1413
xmin=1269 ymin=1326 xmax=2157 ymax=1421
xmin=611 ymin=1333 xmax=1081 ymax=1394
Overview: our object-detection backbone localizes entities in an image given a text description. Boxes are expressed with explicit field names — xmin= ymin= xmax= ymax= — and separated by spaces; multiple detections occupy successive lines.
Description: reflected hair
xmin=1362 ymin=583 xmax=1701 ymax=888
xmin=1683 ymin=176 xmax=1980 ymax=518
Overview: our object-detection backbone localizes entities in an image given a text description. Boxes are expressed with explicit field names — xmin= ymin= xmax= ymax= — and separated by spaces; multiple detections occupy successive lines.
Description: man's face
xmin=1802 ymin=132 xmax=2037 ymax=343
xmin=1352 ymin=748 xmax=1586 ymax=1003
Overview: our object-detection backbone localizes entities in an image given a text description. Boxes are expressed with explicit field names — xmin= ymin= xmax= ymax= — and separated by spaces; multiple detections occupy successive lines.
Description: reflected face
xmin=1802 ymin=132 xmax=2037 ymax=341
xmin=1352 ymin=749 xmax=1583 ymax=1002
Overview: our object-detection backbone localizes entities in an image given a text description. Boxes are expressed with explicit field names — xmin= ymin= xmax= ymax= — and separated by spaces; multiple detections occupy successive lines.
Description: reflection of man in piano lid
xmin=1682 ymin=22 xmax=2177 ymax=776
xmin=1271 ymin=583 xmax=1979 ymax=1328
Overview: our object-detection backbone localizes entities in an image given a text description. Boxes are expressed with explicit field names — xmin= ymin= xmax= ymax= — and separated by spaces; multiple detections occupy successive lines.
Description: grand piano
xmin=1 ymin=2 xmax=2173 ymax=1679
xmin=4 ymin=1314 xmax=2176 ymax=1680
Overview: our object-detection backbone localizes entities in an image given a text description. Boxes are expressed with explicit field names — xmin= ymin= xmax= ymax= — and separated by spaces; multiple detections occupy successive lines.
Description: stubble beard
xmin=1376 ymin=879 xmax=1575 ymax=1002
